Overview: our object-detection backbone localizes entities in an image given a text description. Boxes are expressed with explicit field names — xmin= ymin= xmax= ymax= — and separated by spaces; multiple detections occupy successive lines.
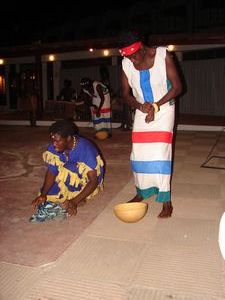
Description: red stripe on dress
xmin=92 ymin=108 xmax=111 ymax=114
xmin=132 ymin=131 xmax=173 ymax=143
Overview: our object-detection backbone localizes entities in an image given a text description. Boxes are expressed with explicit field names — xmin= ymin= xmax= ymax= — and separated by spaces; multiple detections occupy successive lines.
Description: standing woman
xmin=118 ymin=31 xmax=182 ymax=218
xmin=79 ymin=78 xmax=112 ymax=137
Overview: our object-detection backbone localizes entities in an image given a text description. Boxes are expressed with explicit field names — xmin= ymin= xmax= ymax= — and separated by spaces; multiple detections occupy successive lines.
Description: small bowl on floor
xmin=95 ymin=131 xmax=109 ymax=140
xmin=113 ymin=202 xmax=148 ymax=223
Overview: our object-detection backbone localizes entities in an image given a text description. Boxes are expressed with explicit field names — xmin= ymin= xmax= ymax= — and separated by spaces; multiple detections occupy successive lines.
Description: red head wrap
xmin=119 ymin=41 xmax=142 ymax=56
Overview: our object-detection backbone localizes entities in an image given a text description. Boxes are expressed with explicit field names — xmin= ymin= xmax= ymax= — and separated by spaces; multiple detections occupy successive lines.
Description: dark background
xmin=1 ymin=1 xmax=225 ymax=47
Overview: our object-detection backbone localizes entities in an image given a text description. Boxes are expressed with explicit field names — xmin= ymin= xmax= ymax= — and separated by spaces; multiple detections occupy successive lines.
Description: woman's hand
xmin=31 ymin=194 xmax=47 ymax=210
xmin=60 ymin=200 xmax=77 ymax=217
xmin=142 ymin=104 xmax=155 ymax=123
xmin=139 ymin=102 xmax=152 ymax=114
xmin=145 ymin=112 xmax=154 ymax=123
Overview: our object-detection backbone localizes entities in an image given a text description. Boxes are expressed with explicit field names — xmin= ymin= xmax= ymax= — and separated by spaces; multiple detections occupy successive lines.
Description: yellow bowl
xmin=95 ymin=131 xmax=109 ymax=140
xmin=113 ymin=202 xmax=148 ymax=223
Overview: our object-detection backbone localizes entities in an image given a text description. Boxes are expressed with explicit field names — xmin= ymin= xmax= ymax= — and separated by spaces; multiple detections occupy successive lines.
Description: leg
xmin=127 ymin=194 xmax=143 ymax=203
xmin=158 ymin=201 xmax=173 ymax=218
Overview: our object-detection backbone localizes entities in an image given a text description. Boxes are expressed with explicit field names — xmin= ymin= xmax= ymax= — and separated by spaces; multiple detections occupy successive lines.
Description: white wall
xmin=179 ymin=58 xmax=225 ymax=116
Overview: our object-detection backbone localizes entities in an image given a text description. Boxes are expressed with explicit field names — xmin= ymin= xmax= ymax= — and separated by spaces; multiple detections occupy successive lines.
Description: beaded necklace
xmin=72 ymin=136 xmax=76 ymax=150
xmin=63 ymin=136 xmax=77 ymax=161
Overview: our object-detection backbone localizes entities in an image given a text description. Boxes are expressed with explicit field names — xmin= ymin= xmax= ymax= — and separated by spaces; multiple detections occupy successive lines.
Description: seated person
xmin=58 ymin=79 xmax=77 ymax=101
xmin=30 ymin=119 xmax=105 ymax=222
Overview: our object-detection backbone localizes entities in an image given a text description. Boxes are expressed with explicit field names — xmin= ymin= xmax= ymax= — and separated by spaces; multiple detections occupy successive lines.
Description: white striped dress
xmin=83 ymin=81 xmax=112 ymax=133
xmin=122 ymin=47 xmax=175 ymax=202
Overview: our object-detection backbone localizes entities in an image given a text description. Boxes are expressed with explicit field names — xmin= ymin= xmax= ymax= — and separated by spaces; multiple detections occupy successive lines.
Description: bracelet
xmin=152 ymin=102 xmax=159 ymax=113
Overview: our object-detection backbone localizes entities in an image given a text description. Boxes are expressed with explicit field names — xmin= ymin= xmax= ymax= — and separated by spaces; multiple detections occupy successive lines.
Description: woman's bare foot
xmin=127 ymin=194 xmax=143 ymax=203
xmin=158 ymin=201 xmax=173 ymax=218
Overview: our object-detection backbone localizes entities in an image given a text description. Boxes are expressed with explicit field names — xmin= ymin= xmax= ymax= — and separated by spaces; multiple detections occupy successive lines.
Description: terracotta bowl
xmin=95 ymin=131 xmax=109 ymax=140
xmin=113 ymin=202 xmax=148 ymax=223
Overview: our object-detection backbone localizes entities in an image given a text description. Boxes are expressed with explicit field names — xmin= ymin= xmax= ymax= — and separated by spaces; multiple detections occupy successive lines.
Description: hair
xmin=117 ymin=29 xmax=144 ymax=49
xmin=49 ymin=119 xmax=79 ymax=137
xmin=80 ymin=77 xmax=92 ymax=87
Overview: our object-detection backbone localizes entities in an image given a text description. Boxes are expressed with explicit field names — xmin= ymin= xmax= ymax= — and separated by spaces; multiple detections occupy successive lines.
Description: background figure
xmin=30 ymin=119 xmax=105 ymax=222
xmin=58 ymin=79 xmax=77 ymax=102
xmin=79 ymin=77 xmax=112 ymax=137
xmin=29 ymin=91 xmax=38 ymax=126
xmin=18 ymin=70 xmax=38 ymax=126
xmin=99 ymin=64 xmax=112 ymax=96
xmin=118 ymin=29 xmax=182 ymax=218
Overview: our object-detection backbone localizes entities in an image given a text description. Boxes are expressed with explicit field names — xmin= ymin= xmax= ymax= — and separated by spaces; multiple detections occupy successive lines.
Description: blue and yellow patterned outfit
xmin=30 ymin=136 xmax=104 ymax=222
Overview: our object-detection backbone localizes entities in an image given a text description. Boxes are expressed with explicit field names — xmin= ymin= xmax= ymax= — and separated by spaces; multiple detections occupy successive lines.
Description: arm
xmin=63 ymin=169 xmax=98 ymax=216
xmin=31 ymin=169 xmax=56 ymax=209
xmin=146 ymin=51 xmax=182 ymax=123
xmin=121 ymin=70 xmax=151 ymax=114
xmin=95 ymin=84 xmax=105 ymax=117
xmin=156 ymin=50 xmax=183 ymax=108
xmin=72 ymin=170 xmax=98 ymax=204
xmin=77 ymin=90 xmax=92 ymax=108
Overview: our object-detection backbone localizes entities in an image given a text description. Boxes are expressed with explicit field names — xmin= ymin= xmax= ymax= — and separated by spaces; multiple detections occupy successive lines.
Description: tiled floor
xmin=0 ymin=126 xmax=225 ymax=299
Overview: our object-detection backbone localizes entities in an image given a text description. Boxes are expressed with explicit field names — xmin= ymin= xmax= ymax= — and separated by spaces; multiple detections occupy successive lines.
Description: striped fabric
xmin=91 ymin=106 xmax=112 ymax=133
xmin=140 ymin=70 xmax=154 ymax=103
xmin=122 ymin=47 xmax=175 ymax=203
xmin=132 ymin=131 xmax=173 ymax=143
xmin=84 ymin=81 xmax=112 ymax=134
xmin=131 ymin=125 xmax=174 ymax=202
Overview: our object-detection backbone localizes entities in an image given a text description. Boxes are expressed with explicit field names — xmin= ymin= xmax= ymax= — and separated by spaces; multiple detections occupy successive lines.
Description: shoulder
xmin=78 ymin=136 xmax=97 ymax=151
xmin=93 ymin=81 xmax=101 ymax=87
xmin=122 ymin=57 xmax=131 ymax=68
xmin=95 ymin=81 xmax=108 ymax=92
xmin=122 ymin=57 xmax=133 ymax=74
xmin=47 ymin=143 xmax=54 ymax=151
xmin=156 ymin=47 xmax=167 ymax=58
xmin=76 ymin=137 xmax=99 ymax=160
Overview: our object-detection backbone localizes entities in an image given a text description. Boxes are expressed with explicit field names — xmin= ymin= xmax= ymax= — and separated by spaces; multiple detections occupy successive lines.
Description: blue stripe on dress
xmin=140 ymin=70 xmax=154 ymax=103
xmin=131 ymin=160 xmax=172 ymax=174
xmin=93 ymin=117 xmax=112 ymax=124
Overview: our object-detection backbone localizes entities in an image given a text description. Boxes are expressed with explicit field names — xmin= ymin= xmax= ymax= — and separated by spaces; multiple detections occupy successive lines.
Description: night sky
xmin=1 ymin=1 xmax=224 ymax=48
xmin=0 ymin=1 xmax=141 ymax=47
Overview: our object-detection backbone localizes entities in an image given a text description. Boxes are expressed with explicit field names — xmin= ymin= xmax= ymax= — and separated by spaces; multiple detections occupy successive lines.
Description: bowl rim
xmin=114 ymin=202 xmax=148 ymax=211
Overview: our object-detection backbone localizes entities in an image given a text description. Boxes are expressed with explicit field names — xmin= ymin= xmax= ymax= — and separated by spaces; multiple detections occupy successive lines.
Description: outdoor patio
xmin=0 ymin=124 xmax=225 ymax=299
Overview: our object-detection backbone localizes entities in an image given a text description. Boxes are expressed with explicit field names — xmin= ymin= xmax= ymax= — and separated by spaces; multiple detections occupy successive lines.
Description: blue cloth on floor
xmin=29 ymin=201 xmax=67 ymax=223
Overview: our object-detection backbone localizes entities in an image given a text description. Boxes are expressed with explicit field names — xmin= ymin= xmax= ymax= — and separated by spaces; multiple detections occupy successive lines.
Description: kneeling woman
xmin=30 ymin=119 xmax=104 ymax=222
